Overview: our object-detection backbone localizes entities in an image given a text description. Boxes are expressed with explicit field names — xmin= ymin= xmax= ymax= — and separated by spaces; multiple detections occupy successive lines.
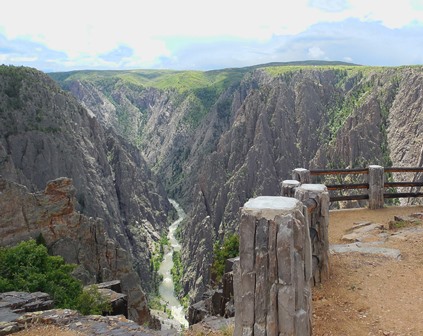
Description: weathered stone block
xmin=368 ymin=165 xmax=385 ymax=209
xmin=240 ymin=272 xmax=256 ymax=327
xmin=295 ymin=309 xmax=311 ymax=336
xmin=292 ymin=168 xmax=311 ymax=184
xmin=281 ymin=179 xmax=301 ymax=197
xmin=295 ymin=184 xmax=330 ymax=285
xmin=266 ymin=284 xmax=278 ymax=336
xmin=276 ymin=217 xmax=293 ymax=285
xmin=277 ymin=285 xmax=295 ymax=335
xmin=268 ymin=220 xmax=277 ymax=284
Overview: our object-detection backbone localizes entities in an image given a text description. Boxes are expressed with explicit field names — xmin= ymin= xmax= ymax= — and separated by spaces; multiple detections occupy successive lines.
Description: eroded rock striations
xmin=0 ymin=66 xmax=173 ymax=325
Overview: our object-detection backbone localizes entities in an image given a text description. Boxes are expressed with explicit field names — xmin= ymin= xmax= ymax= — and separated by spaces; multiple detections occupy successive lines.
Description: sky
xmin=1 ymin=0 xmax=423 ymax=73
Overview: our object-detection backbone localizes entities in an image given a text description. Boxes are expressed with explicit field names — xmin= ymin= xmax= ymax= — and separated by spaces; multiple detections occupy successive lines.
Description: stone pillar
xmin=368 ymin=165 xmax=385 ymax=209
xmin=234 ymin=196 xmax=312 ymax=336
xmin=281 ymin=180 xmax=301 ymax=197
xmin=292 ymin=168 xmax=311 ymax=184
xmin=294 ymin=184 xmax=330 ymax=285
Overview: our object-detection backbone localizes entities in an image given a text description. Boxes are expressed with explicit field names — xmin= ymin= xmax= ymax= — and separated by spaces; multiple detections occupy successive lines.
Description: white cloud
xmin=0 ymin=53 xmax=38 ymax=63
xmin=1 ymin=0 xmax=423 ymax=71
xmin=2 ymin=1 xmax=422 ymax=50
xmin=347 ymin=0 xmax=423 ymax=28
xmin=0 ymin=0 xmax=323 ymax=50
xmin=308 ymin=46 xmax=326 ymax=59
xmin=308 ymin=0 xmax=350 ymax=12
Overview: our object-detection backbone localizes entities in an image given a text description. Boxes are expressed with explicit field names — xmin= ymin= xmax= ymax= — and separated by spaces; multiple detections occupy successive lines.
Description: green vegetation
xmin=148 ymin=234 xmax=175 ymax=318
xmin=180 ymin=294 xmax=190 ymax=310
xmin=211 ymin=234 xmax=239 ymax=284
xmin=261 ymin=64 xmax=390 ymax=141
xmin=49 ymin=68 xmax=246 ymax=93
xmin=75 ymin=285 xmax=112 ymax=316
xmin=151 ymin=235 xmax=170 ymax=272
xmin=262 ymin=63 xmax=360 ymax=77
xmin=328 ymin=85 xmax=373 ymax=137
xmin=150 ymin=234 xmax=170 ymax=298
xmin=0 ymin=239 xmax=111 ymax=315
xmin=180 ymin=92 xmax=209 ymax=128
xmin=388 ymin=218 xmax=421 ymax=230
xmin=147 ymin=295 xmax=172 ymax=318
xmin=171 ymin=250 xmax=183 ymax=296
xmin=0 ymin=239 xmax=81 ymax=307
xmin=0 ymin=65 xmax=31 ymax=109
xmin=49 ymin=67 xmax=247 ymax=141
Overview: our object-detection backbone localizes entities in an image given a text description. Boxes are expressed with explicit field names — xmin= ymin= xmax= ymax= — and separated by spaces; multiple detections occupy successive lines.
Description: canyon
xmin=1 ymin=62 xmax=423 ymax=331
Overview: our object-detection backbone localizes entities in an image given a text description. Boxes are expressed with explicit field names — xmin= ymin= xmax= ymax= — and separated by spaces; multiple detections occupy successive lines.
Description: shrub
xmin=210 ymin=234 xmax=239 ymax=284
xmin=0 ymin=239 xmax=110 ymax=314
xmin=75 ymin=285 xmax=112 ymax=315
xmin=0 ymin=240 xmax=82 ymax=307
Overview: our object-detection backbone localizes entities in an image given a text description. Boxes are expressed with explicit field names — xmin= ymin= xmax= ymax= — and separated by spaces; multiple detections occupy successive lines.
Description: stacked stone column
xmin=292 ymin=168 xmax=311 ymax=184
xmin=234 ymin=196 xmax=312 ymax=336
xmin=294 ymin=184 xmax=330 ymax=285
xmin=368 ymin=165 xmax=385 ymax=209
xmin=281 ymin=180 xmax=301 ymax=197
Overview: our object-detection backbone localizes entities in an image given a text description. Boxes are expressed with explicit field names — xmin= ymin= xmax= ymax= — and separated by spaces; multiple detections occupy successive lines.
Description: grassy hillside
xmin=48 ymin=68 xmax=246 ymax=92
xmin=48 ymin=61 xmax=360 ymax=91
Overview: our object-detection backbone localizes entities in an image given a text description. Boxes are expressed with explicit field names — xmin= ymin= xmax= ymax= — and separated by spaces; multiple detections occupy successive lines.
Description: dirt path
xmin=313 ymin=205 xmax=423 ymax=336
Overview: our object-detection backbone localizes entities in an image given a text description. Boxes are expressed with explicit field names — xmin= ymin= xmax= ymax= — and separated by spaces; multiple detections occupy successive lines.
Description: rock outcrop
xmin=187 ymin=258 xmax=235 ymax=325
xmin=0 ymin=290 xmax=167 ymax=335
xmin=0 ymin=176 xmax=152 ymax=324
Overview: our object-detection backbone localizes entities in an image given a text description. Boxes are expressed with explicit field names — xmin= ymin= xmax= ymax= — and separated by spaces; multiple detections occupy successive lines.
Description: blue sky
xmin=1 ymin=0 xmax=423 ymax=73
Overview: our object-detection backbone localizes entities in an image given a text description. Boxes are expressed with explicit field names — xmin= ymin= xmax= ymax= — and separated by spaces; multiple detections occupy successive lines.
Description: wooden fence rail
xmin=292 ymin=166 xmax=423 ymax=209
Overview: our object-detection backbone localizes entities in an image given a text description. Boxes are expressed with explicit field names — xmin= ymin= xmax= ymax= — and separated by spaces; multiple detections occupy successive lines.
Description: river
xmin=158 ymin=199 xmax=189 ymax=330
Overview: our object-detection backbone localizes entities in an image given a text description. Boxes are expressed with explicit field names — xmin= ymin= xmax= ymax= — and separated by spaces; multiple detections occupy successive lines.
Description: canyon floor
xmin=12 ymin=205 xmax=423 ymax=336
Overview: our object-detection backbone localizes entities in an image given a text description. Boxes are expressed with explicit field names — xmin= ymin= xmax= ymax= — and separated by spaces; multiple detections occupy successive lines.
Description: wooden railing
xmin=292 ymin=166 xmax=423 ymax=207
xmin=309 ymin=168 xmax=369 ymax=201
xmin=383 ymin=167 xmax=423 ymax=200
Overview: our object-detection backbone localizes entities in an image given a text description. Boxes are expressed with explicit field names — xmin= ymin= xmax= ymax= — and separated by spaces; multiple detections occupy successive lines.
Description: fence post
xmin=294 ymin=184 xmax=330 ymax=285
xmin=234 ymin=196 xmax=312 ymax=336
xmin=281 ymin=180 xmax=301 ymax=197
xmin=292 ymin=168 xmax=311 ymax=184
xmin=368 ymin=165 xmax=385 ymax=209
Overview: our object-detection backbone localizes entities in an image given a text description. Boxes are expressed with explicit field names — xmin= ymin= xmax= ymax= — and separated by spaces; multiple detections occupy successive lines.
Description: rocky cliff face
xmin=0 ymin=176 xmax=151 ymax=324
xmin=385 ymin=70 xmax=423 ymax=195
xmin=50 ymin=65 xmax=423 ymax=303
xmin=0 ymin=65 xmax=173 ymax=318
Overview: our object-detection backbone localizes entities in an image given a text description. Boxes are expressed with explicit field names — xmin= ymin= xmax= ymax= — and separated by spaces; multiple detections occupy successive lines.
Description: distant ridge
xmin=206 ymin=59 xmax=361 ymax=74
xmin=48 ymin=60 xmax=361 ymax=77
xmin=48 ymin=60 xmax=363 ymax=94
xmin=252 ymin=60 xmax=361 ymax=67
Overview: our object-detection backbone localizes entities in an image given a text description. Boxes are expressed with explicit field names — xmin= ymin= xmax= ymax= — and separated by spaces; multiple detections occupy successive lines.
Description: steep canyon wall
xmin=51 ymin=65 xmax=423 ymax=303
xmin=0 ymin=66 xmax=174 ymax=323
